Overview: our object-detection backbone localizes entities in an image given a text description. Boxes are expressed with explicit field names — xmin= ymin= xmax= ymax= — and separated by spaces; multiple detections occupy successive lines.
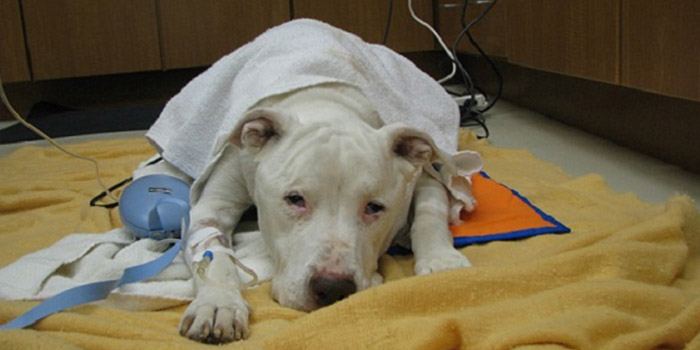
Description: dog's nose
xmin=309 ymin=274 xmax=357 ymax=307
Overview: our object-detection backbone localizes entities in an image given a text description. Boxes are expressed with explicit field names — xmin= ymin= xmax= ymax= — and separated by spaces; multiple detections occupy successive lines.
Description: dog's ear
xmin=230 ymin=108 xmax=296 ymax=151
xmin=381 ymin=123 xmax=437 ymax=167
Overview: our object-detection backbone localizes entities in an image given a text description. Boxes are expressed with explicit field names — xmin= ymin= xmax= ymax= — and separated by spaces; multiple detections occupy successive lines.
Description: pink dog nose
xmin=309 ymin=273 xmax=357 ymax=307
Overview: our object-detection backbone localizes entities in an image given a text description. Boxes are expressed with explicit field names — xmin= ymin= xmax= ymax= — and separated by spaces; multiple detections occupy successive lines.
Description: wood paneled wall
xmin=0 ymin=0 xmax=30 ymax=82
xmin=158 ymin=0 xmax=290 ymax=69
xmin=22 ymin=0 xmax=161 ymax=80
xmin=506 ymin=0 xmax=620 ymax=84
xmin=440 ymin=0 xmax=698 ymax=101
xmin=4 ymin=0 xmax=699 ymax=103
xmin=294 ymin=0 xmax=435 ymax=52
xmin=621 ymin=0 xmax=700 ymax=101
xmin=4 ymin=0 xmax=435 ymax=81
xmin=437 ymin=0 xmax=507 ymax=58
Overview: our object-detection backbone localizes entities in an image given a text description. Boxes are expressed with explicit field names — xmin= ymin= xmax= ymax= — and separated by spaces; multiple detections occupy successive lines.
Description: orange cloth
xmin=450 ymin=172 xmax=569 ymax=246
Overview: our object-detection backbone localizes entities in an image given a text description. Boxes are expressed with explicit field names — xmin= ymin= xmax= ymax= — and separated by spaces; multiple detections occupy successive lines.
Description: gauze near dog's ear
xmin=453 ymin=150 xmax=483 ymax=177
xmin=230 ymin=108 xmax=296 ymax=151
xmin=381 ymin=123 xmax=437 ymax=166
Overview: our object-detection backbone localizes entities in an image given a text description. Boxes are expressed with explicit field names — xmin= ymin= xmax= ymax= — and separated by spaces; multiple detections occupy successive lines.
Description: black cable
xmin=461 ymin=111 xmax=490 ymax=138
xmin=395 ymin=0 xmax=494 ymax=137
xmin=459 ymin=0 xmax=469 ymax=28
xmin=453 ymin=0 xmax=478 ymax=99
xmin=455 ymin=0 xmax=502 ymax=113
xmin=454 ymin=0 xmax=498 ymax=100
xmin=450 ymin=0 xmax=499 ymax=137
xmin=437 ymin=52 xmax=485 ymax=137
xmin=465 ymin=32 xmax=502 ymax=113
xmin=383 ymin=0 xmax=394 ymax=45
xmin=89 ymin=156 xmax=164 ymax=208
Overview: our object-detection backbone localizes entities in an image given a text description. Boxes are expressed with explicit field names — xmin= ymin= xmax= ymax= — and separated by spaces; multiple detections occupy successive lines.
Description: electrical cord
xmin=0 ymin=73 xmax=119 ymax=202
xmin=449 ymin=0 xmax=500 ymax=137
xmin=402 ymin=0 xmax=495 ymax=134
xmin=382 ymin=0 xmax=394 ymax=45
xmin=407 ymin=0 xmax=458 ymax=84
xmin=457 ymin=0 xmax=503 ymax=113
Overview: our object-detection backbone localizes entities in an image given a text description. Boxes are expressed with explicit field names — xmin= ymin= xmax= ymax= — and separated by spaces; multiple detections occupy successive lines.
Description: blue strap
xmin=0 ymin=240 xmax=182 ymax=330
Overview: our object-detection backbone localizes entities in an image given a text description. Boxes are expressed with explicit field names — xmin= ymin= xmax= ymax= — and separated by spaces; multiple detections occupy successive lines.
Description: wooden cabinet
xmin=438 ymin=0 xmax=621 ymax=83
xmin=10 ymin=0 xmax=432 ymax=81
xmin=0 ymin=0 xmax=31 ymax=82
xmin=507 ymin=0 xmax=620 ymax=84
xmin=437 ymin=0 xmax=507 ymax=58
xmin=5 ymin=0 xmax=699 ymax=104
xmin=294 ymin=0 xmax=435 ymax=52
xmin=158 ymin=0 xmax=290 ymax=69
xmin=621 ymin=0 xmax=700 ymax=101
xmin=22 ymin=0 xmax=161 ymax=80
xmin=386 ymin=0 xmax=436 ymax=52
xmin=439 ymin=0 xmax=699 ymax=102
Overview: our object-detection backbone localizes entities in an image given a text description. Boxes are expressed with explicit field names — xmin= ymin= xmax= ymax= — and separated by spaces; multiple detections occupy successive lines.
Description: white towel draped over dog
xmin=146 ymin=19 xmax=481 ymax=222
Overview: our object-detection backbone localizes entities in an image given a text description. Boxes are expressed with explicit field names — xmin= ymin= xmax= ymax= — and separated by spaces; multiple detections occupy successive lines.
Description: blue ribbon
xmin=0 ymin=240 xmax=182 ymax=330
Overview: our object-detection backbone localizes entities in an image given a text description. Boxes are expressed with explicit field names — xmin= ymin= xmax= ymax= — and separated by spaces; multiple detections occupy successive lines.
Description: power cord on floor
xmin=405 ymin=0 xmax=499 ymax=138
xmin=456 ymin=0 xmax=502 ymax=114
xmin=0 ymin=73 xmax=118 ymax=202
xmin=450 ymin=0 xmax=501 ymax=137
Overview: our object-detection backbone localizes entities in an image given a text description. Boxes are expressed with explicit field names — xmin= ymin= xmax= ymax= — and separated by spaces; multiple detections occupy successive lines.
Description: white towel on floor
xmin=146 ymin=19 xmax=481 ymax=222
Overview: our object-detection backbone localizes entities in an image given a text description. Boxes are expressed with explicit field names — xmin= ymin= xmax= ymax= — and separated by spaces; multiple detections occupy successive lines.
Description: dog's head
xmin=231 ymin=108 xmax=437 ymax=311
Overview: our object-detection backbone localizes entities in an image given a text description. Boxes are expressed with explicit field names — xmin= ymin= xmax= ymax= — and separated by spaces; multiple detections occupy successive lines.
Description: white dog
xmin=176 ymin=83 xmax=477 ymax=343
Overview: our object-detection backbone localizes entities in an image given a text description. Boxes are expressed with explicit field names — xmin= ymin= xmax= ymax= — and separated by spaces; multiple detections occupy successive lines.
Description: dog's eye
xmin=284 ymin=192 xmax=306 ymax=208
xmin=364 ymin=201 xmax=385 ymax=215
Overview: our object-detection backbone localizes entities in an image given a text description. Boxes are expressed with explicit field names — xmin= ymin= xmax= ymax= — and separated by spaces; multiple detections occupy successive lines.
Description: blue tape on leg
xmin=203 ymin=250 xmax=214 ymax=261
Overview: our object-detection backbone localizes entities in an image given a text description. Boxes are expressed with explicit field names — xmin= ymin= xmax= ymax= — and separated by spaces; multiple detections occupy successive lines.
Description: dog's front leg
xmin=179 ymin=247 xmax=249 ymax=343
xmin=179 ymin=156 xmax=253 ymax=343
xmin=411 ymin=173 xmax=472 ymax=275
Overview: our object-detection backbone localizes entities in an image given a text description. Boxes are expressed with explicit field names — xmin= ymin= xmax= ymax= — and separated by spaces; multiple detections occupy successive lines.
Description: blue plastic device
xmin=0 ymin=174 xmax=192 ymax=330
xmin=118 ymin=174 xmax=191 ymax=240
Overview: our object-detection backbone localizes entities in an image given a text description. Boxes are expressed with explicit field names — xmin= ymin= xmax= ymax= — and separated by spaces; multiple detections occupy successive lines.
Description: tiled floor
xmin=1 ymin=100 xmax=699 ymax=207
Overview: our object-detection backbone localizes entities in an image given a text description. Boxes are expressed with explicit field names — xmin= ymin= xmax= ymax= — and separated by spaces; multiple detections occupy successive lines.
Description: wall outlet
xmin=454 ymin=93 xmax=488 ymax=109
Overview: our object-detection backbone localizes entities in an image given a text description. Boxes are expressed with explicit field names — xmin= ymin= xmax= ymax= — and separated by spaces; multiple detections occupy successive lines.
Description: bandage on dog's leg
xmin=180 ymin=155 xmax=255 ymax=343
xmin=181 ymin=222 xmax=252 ymax=343
xmin=410 ymin=173 xmax=472 ymax=275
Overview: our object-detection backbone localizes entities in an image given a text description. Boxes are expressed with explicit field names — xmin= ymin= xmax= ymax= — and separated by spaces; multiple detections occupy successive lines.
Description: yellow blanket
xmin=1 ymin=132 xmax=698 ymax=349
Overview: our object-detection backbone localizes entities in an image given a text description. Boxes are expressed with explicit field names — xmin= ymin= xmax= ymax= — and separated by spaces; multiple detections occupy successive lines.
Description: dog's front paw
xmin=179 ymin=287 xmax=250 ymax=343
xmin=415 ymin=249 xmax=472 ymax=275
